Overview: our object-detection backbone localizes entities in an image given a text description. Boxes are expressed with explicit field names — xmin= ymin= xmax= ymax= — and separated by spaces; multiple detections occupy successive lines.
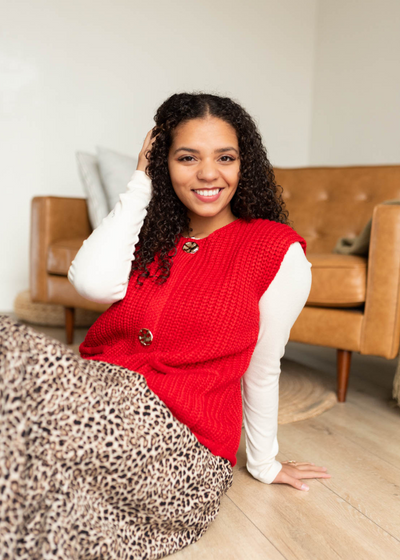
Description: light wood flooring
xmin=9 ymin=318 xmax=400 ymax=559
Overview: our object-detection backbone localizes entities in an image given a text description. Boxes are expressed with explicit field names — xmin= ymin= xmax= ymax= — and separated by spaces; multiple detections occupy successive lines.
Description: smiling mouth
xmin=191 ymin=188 xmax=223 ymax=197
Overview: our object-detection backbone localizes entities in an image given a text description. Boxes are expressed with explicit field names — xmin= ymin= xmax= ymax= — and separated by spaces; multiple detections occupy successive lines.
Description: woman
xmin=0 ymin=93 xmax=330 ymax=559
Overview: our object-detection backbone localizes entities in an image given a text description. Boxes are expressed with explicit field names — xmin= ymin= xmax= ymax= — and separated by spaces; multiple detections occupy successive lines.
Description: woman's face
xmin=167 ymin=117 xmax=240 ymax=219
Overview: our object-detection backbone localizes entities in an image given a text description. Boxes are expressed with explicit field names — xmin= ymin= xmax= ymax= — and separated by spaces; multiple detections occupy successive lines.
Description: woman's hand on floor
xmin=272 ymin=461 xmax=331 ymax=491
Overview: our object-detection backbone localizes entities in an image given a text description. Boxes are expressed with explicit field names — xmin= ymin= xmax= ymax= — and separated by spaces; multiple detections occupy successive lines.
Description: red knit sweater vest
xmin=80 ymin=218 xmax=307 ymax=466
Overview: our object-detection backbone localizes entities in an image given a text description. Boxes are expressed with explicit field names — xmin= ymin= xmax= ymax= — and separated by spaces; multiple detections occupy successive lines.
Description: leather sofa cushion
xmin=307 ymin=253 xmax=367 ymax=307
xmin=47 ymin=238 xmax=84 ymax=275
xmin=47 ymin=240 xmax=367 ymax=308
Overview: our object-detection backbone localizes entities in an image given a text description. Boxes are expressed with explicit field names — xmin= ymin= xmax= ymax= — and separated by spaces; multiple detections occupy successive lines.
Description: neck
xmin=184 ymin=207 xmax=237 ymax=239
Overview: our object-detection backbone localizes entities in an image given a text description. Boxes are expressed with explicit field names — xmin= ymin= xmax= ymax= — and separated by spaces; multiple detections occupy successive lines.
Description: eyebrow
xmin=173 ymin=146 xmax=239 ymax=155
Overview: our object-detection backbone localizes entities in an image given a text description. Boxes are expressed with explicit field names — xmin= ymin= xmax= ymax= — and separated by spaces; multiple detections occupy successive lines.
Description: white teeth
xmin=194 ymin=189 xmax=220 ymax=197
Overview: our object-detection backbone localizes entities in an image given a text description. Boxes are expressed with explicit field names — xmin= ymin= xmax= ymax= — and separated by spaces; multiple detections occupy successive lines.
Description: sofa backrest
xmin=275 ymin=165 xmax=400 ymax=253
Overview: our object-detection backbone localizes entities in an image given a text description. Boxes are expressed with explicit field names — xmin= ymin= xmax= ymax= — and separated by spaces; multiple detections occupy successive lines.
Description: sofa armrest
xmin=360 ymin=204 xmax=400 ymax=358
xmin=30 ymin=196 xmax=92 ymax=302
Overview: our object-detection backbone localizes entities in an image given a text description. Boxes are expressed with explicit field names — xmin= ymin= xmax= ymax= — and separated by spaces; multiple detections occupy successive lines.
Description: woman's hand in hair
xmin=273 ymin=461 xmax=331 ymax=491
xmin=137 ymin=128 xmax=158 ymax=176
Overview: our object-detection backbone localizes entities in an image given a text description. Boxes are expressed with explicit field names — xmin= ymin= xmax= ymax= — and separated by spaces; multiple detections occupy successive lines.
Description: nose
xmin=197 ymin=159 xmax=219 ymax=182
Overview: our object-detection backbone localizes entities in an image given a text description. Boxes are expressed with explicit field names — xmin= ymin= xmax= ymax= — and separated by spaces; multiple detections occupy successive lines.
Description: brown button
xmin=138 ymin=328 xmax=153 ymax=346
xmin=182 ymin=241 xmax=199 ymax=254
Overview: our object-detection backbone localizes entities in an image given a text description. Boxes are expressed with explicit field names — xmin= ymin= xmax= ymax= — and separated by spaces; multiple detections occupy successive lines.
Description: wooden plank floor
xmin=9 ymin=318 xmax=400 ymax=559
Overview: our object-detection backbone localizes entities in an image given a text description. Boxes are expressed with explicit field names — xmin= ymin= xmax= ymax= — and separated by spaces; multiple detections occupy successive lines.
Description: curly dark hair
xmin=130 ymin=92 xmax=290 ymax=287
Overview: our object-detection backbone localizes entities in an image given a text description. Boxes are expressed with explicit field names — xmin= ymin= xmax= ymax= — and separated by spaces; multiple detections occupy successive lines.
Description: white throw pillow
xmin=96 ymin=146 xmax=138 ymax=211
xmin=76 ymin=152 xmax=109 ymax=229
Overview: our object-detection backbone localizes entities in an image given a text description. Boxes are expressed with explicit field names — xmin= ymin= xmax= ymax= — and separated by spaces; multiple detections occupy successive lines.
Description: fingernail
xmin=301 ymin=484 xmax=309 ymax=491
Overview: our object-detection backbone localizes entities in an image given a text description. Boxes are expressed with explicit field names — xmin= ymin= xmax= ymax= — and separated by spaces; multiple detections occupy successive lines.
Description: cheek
xmin=224 ymin=166 xmax=240 ymax=187
xmin=168 ymin=169 xmax=188 ymax=201
xmin=170 ymin=166 xmax=193 ymax=189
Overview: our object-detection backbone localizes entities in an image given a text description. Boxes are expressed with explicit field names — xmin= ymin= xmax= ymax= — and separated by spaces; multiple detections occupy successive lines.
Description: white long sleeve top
xmin=68 ymin=170 xmax=312 ymax=484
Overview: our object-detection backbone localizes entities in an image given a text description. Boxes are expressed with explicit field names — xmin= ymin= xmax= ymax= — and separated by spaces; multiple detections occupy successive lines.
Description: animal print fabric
xmin=0 ymin=315 xmax=233 ymax=559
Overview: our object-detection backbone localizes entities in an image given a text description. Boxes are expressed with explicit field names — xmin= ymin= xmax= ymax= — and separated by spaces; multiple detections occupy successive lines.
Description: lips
xmin=191 ymin=187 xmax=223 ymax=191
xmin=192 ymin=188 xmax=223 ymax=203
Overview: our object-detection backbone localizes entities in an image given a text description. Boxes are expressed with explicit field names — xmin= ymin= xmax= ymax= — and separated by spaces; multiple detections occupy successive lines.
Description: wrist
xmin=128 ymin=169 xmax=153 ymax=192
xmin=137 ymin=149 xmax=152 ymax=170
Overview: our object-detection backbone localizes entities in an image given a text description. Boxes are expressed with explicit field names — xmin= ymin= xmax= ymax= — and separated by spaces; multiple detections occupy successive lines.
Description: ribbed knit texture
xmin=79 ymin=218 xmax=307 ymax=466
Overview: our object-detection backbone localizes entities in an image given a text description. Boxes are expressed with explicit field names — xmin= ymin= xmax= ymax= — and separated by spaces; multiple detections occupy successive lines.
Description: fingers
xmin=276 ymin=462 xmax=332 ymax=491
xmin=299 ymin=470 xmax=331 ymax=480
xmin=278 ymin=471 xmax=310 ymax=492
xmin=296 ymin=465 xmax=329 ymax=474
xmin=282 ymin=461 xmax=329 ymax=472
xmin=143 ymin=127 xmax=159 ymax=155
xmin=137 ymin=128 xmax=159 ymax=172
xmin=142 ymin=129 xmax=155 ymax=152
xmin=282 ymin=461 xmax=316 ymax=466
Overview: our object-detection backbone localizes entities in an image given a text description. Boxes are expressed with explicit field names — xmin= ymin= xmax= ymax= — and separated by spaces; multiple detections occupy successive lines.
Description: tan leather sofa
xmin=30 ymin=164 xmax=400 ymax=402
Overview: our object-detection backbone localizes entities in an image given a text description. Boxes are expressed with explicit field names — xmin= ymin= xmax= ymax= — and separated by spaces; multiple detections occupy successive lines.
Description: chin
xmin=191 ymin=204 xmax=226 ymax=215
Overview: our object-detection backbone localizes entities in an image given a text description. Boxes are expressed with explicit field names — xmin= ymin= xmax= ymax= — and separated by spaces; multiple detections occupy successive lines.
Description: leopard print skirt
xmin=0 ymin=315 xmax=233 ymax=559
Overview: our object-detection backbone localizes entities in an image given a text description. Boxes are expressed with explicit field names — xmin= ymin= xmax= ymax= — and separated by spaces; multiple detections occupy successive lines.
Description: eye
xmin=178 ymin=155 xmax=196 ymax=162
xmin=177 ymin=154 xmax=236 ymax=162
xmin=220 ymin=155 xmax=235 ymax=162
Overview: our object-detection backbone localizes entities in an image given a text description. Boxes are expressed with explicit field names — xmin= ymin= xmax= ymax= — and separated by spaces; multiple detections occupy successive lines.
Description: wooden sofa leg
xmin=65 ymin=307 xmax=75 ymax=345
xmin=337 ymin=349 xmax=352 ymax=402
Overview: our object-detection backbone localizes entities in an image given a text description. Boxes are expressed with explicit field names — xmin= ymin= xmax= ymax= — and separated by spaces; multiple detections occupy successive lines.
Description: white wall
xmin=0 ymin=0 xmax=318 ymax=311
xmin=310 ymin=0 xmax=400 ymax=165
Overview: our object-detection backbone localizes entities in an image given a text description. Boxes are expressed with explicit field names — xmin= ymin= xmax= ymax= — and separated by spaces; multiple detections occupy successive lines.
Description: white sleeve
xmin=67 ymin=170 xmax=152 ymax=304
xmin=241 ymin=241 xmax=312 ymax=484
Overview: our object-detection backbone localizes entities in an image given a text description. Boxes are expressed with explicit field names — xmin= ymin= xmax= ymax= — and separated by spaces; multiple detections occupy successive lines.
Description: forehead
xmin=171 ymin=117 xmax=238 ymax=147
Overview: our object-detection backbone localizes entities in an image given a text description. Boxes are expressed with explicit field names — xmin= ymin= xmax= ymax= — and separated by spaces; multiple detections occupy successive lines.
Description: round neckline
xmin=181 ymin=218 xmax=241 ymax=242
